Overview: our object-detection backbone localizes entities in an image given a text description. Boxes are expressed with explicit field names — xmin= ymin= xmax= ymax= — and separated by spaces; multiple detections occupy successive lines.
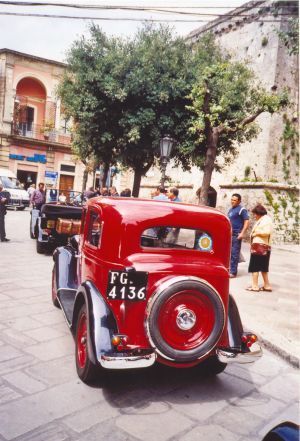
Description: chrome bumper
xmin=216 ymin=342 xmax=263 ymax=364
xmin=99 ymin=352 xmax=156 ymax=369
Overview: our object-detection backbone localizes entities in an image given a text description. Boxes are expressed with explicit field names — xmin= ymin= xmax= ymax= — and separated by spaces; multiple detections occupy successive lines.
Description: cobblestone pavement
xmin=0 ymin=210 xmax=299 ymax=441
xmin=230 ymin=242 xmax=300 ymax=367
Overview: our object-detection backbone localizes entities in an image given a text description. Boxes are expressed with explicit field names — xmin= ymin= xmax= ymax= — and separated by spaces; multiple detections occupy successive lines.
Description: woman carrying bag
xmin=246 ymin=204 xmax=273 ymax=292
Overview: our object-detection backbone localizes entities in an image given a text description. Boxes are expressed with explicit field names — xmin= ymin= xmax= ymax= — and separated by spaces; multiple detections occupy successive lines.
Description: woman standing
xmin=246 ymin=204 xmax=273 ymax=292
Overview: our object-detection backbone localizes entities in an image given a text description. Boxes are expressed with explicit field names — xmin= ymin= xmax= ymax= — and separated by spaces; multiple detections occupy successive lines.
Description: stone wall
xmin=218 ymin=182 xmax=299 ymax=243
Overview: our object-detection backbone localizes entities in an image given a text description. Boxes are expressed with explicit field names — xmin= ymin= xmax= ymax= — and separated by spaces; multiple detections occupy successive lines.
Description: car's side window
xmin=141 ymin=227 xmax=213 ymax=252
xmin=87 ymin=211 xmax=102 ymax=248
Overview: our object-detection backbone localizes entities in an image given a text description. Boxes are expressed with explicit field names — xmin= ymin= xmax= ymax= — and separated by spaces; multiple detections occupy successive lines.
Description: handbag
xmin=250 ymin=243 xmax=271 ymax=256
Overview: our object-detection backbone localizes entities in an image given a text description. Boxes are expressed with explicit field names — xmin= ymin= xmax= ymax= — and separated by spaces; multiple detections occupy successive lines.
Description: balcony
xmin=11 ymin=122 xmax=72 ymax=146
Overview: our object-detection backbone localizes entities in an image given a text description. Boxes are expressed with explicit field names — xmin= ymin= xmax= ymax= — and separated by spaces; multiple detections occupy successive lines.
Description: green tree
xmin=186 ymin=35 xmax=289 ymax=205
xmin=117 ymin=25 xmax=195 ymax=196
xmin=58 ymin=27 xmax=128 ymax=190
xmin=58 ymin=24 xmax=195 ymax=195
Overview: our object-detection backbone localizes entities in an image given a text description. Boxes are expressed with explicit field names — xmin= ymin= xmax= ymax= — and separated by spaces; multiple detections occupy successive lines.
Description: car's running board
xmin=57 ymin=288 xmax=77 ymax=326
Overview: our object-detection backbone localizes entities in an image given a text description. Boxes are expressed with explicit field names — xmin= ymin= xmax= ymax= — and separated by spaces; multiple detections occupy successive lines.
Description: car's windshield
xmin=0 ymin=176 xmax=20 ymax=189
xmin=45 ymin=188 xmax=84 ymax=206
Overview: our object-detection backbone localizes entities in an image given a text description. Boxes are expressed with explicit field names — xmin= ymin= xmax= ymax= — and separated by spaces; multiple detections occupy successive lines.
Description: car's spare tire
xmin=147 ymin=278 xmax=225 ymax=362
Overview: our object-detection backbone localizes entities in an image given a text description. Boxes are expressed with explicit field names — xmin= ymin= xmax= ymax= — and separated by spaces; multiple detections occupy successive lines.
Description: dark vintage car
xmin=30 ymin=189 xmax=83 ymax=254
xmin=52 ymin=197 xmax=262 ymax=384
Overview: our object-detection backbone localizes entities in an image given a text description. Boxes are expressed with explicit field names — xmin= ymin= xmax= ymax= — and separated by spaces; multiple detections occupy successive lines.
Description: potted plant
xmin=40 ymin=121 xmax=55 ymax=140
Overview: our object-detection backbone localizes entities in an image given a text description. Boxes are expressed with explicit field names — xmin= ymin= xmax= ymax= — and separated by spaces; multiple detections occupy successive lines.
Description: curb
xmin=259 ymin=336 xmax=300 ymax=369
xmin=271 ymin=246 xmax=300 ymax=254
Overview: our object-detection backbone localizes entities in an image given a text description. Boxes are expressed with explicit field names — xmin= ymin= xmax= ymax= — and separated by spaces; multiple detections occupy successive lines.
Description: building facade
xmin=0 ymin=49 xmax=89 ymax=192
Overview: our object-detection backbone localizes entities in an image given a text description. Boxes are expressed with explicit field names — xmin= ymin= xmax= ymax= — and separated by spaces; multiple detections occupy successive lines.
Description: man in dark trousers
xmin=228 ymin=193 xmax=249 ymax=278
xmin=0 ymin=184 xmax=10 ymax=242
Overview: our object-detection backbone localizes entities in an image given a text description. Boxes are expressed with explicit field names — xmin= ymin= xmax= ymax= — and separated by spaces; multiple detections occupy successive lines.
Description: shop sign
xmin=9 ymin=153 xmax=47 ymax=164
xmin=45 ymin=171 xmax=58 ymax=186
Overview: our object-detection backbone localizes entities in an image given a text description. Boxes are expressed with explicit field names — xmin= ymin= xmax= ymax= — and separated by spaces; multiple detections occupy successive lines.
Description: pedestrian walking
xmin=246 ymin=204 xmax=273 ymax=292
xmin=30 ymin=182 xmax=46 ymax=211
xmin=228 ymin=193 xmax=249 ymax=278
xmin=0 ymin=184 xmax=9 ymax=242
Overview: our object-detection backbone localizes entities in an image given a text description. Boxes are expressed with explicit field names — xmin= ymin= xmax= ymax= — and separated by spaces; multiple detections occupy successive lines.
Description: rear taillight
xmin=242 ymin=333 xmax=258 ymax=348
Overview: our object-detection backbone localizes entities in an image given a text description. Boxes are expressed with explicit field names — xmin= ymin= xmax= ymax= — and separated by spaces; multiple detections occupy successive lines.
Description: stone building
xmin=136 ymin=0 xmax=299 ymax=243
xmin=0 ymin=49 xmax=92 ymax=192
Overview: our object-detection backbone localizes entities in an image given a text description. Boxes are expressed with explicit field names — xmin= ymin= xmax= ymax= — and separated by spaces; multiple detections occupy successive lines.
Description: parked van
xmin=0 ymin=169 xmax=30 ymax=209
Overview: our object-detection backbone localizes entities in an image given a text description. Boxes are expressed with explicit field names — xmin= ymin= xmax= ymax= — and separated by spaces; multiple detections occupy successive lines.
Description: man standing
xmin=153 ymin=186 xmax=169 ymax=201
xmin=109 ymin=186 xmax=119 ymax=197
xmin=228 ymin=193 xmax=249 ymax=278
xmin=0 ymin=184 xmax=9 ymax=242
xmin=168 ymin=187 xmax=182 ymax=202
xmin=84 ymin=187 xmax=96 ymax=199
xmin=30 ymin=182 xmax=46 ymax=210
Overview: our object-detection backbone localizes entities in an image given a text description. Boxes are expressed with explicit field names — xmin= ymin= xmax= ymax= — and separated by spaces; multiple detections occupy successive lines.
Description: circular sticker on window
xmin=198 ymin=233 xmax=213 ymax=252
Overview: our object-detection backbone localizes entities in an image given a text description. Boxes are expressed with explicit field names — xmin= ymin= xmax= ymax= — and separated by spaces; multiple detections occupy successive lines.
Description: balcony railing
xmin=11 ymin=122 xmax=71 ymax=145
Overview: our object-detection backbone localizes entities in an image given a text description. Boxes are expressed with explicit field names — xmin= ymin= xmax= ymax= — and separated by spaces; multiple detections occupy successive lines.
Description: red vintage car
xmin=52 ymin=197 xmax=262 ymax=384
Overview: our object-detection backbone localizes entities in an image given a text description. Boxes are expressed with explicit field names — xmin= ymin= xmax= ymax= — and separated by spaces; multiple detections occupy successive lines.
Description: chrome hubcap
xmin=176 ymin=309 xmax=197 ymax=330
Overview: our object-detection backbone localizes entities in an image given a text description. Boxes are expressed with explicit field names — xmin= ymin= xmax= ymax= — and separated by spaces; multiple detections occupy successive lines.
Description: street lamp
xmin=159 ymin=135 xmax=174 ymax=188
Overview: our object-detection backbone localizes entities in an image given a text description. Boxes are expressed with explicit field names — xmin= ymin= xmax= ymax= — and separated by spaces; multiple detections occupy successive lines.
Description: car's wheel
xmin=51 ymin=266 xmax=60 ymax=308
xmin=75 ymin=304 xmax=99 ymax=384
xmin=18 ymin=206 xmax=25 ymax=211
xmin=36 ymin=240 xmax=48 ymax=254
xmin=147 ymin=279 xmax=225 ymax=362
xmin=198 ymin=355 xmax=227 ymax=375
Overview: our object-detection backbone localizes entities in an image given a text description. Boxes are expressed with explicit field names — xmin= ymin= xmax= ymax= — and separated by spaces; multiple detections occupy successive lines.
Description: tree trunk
xmin=102 ymin=162 xmax=110 ymax=188
xmin=132 ymin=169 xmax=143 ymax=198
xmin=81 ymin=166 xmax=89 ymax=193
xmin=198 ymin=128 xmax=219 ymax=206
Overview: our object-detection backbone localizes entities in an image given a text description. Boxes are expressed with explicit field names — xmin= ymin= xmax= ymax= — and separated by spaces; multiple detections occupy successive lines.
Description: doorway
xmin=17 ymin=170 xmax=37 ymax=190
xmin=59 ymin=174 xmax=74 ymax=193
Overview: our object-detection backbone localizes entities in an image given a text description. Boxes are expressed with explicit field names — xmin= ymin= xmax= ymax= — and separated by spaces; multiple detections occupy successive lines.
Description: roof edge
xmin=0 ymin=48 xmax=66 ymax=67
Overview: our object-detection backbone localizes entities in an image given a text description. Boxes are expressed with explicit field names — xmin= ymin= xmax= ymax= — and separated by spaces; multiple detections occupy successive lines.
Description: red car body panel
xmin=79 ymin=197 xmax=231 ymax=361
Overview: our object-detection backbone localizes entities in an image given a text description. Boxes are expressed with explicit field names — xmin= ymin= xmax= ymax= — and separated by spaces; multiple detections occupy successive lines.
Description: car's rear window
xmin=87 ymin=211 xmax=102 ymax=247
xmin=141 ymin=227 xmax=213 ymax=252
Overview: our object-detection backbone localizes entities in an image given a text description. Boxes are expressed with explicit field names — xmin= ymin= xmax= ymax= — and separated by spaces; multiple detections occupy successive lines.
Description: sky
xmin=0 ymin=0 xmax=246 ymax=62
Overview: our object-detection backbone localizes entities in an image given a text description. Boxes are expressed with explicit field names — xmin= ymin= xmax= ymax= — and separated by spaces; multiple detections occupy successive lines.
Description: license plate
xmin=106 ymin=271 xmax=148 ymax=301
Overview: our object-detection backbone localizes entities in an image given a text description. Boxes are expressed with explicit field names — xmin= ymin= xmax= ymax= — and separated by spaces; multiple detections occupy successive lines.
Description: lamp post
xmin=159 ymin=135 xmax=174 ymax=189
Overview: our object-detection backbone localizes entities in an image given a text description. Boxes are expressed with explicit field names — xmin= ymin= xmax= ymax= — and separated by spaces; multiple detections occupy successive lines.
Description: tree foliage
xmin=185 ymin=35 xmax=289 ymax=204
xmin=58 ymin=24 xmax=196 ymax=195
xmin=58 ymin=26 xmax=288 ymax=202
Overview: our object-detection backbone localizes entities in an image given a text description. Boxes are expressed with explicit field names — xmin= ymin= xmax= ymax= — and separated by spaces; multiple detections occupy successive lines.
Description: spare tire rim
xmin=157 ymin=290 xmax=215 ymax=351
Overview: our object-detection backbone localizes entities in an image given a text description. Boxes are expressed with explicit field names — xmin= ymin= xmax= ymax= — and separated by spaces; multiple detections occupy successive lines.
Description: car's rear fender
xmin=71 ymin=281 xmax=118 ymax=366
xmin=227 ymin=294 xmax=244 ymax=348
xmin=216 ymin=294 xmax=263 ymax=364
